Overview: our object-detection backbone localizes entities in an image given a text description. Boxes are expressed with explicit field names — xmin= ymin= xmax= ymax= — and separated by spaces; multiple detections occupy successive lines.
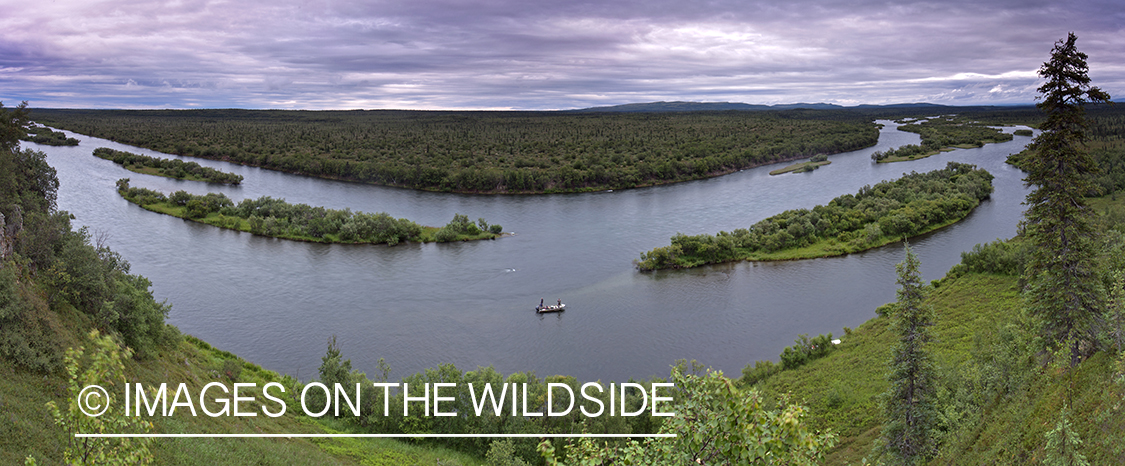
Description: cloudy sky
xmin=1 ymin=0 xmax=1122 ymax=110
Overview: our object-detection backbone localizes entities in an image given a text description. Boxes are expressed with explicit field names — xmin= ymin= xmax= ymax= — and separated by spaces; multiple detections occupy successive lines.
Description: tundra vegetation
xmin=7 ymin=35 xmax=1125 ymax=466
xmin=93 ymin=147 xmax=243 ymax=184
xmin=871 ymin=116 xmax=1014 ymax=163
xmin=636 ymin=162 xmax=994 ymax=270
xmin=31 ymin=108 xmax=879 ymax=193
xmin=114 ymin=179 xmax=501 ymax=244
xmin=20 ymin=124 xmax=79 ymax=146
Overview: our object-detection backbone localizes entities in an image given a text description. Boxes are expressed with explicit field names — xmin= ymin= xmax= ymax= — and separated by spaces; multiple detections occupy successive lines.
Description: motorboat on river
xmin=536 ymin=303 xmax=565 ymax=313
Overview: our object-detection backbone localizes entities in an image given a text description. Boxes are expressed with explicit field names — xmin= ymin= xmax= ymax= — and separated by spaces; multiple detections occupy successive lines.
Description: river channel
xmin=36 ymin=121 xmax=1032 ymax=383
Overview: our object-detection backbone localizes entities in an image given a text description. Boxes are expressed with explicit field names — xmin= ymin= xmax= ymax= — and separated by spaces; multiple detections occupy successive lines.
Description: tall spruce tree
xmin=882 ymin=244 xmax=936 ymax=465
xmin=1023 ymin=33 xmax=1112 ymax=366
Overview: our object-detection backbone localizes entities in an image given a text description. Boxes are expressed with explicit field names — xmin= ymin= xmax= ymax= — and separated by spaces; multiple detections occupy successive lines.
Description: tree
xmin=46 ymin=330 xmax=154 ymax=465
xmin=881 ymin=244 xmax=937 ymax=465
xmin=1022 ymin=33 xmax=1112 ymax=366
xmin=539 ymin=365 xmax=836 ymax=465
xmin=1043 ymin=403 xmax=1090 ymax=466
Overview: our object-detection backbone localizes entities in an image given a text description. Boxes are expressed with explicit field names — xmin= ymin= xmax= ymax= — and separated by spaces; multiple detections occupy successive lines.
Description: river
xmin=35 ymin=120 xmax=1032 ymax=383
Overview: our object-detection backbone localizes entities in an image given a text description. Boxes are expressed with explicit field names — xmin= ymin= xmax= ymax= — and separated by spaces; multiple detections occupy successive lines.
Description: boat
xmin=536 ymin=304 xmax=565 ymax=313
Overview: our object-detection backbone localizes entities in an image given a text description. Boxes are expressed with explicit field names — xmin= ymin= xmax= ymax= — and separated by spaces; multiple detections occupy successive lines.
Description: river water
xmin=35 ymin=121 xmax=1032 ymax=383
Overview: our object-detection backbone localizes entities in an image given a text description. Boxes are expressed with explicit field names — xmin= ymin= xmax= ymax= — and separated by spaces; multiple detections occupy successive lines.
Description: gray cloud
xmin=1 ymin=0 xmax=1121 ymax=109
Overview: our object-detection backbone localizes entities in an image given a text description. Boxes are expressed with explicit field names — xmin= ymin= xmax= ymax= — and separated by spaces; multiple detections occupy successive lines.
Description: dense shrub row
xmin=93 ymin=147 xmax=242 ymax=184
xmin=20 ymin=125 xmax=78 ymax=146
xmin=636 ymin=162 xmax=994 ymax=270
xmin=115 ymin=179 xmax=499 ymax=244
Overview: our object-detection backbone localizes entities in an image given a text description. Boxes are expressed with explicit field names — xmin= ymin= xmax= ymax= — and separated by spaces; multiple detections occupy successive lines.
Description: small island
xmin=115 ymin=179 xmax=502 ymax=244
xmin=95 ymin=148 xmax=243 ymax=184
xmin=21 ymin=125 xmax=79 ymax=146
xmin=873 ymin=116 xmax=1015 ymax=163
xmin=635 ymin=162 xmax=993 ymax=270
xmin=769 ymin=154 xmax=831 ymax=175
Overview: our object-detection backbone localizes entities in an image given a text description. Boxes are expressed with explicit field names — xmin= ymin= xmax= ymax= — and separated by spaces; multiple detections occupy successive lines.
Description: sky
xmin=1 ymin=0 xmax=1122 ymax=110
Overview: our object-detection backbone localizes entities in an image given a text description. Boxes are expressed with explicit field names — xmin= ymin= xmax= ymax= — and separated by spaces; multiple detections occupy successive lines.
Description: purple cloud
xmin=1 ymin=0 xmax=1121 ymax=109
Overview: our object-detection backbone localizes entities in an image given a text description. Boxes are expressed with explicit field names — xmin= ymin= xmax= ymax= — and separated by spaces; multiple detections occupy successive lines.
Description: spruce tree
xmin=1022 ymin=33 xmax=1111 ymax=366
xmin=882 ymin=244 xmax=936 ymax=465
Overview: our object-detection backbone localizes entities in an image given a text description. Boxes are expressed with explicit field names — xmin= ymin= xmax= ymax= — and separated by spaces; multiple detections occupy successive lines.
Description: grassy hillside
xmin=748 ymin=270 xmax=1124 ymax=465
xmin=0 ymin=301 xmax=483 ymax=465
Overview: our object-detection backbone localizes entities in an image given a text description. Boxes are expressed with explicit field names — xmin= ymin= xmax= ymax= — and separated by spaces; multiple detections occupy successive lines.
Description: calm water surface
xmin=37 ymin=121 xmax=1033 ymax=383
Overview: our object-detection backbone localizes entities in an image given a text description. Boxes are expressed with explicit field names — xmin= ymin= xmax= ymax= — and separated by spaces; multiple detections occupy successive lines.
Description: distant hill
xmin=569 ymin=101 xmax=967 ymax=113
xmin=569 ymin=101 xmax=845 ymax=112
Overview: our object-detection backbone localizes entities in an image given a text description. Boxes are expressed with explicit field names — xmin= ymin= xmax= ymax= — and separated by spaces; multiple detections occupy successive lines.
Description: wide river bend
xmin=37 ymin=121 xmax=1032 ymax=383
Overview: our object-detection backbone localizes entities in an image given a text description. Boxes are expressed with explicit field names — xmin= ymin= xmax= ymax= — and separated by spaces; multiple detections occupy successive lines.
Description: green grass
xmin=769 ymin=160 xmax=831 ymax=175
xmin=876 ymin=147 xmax=955 ymax=163
xmin=120 ymin=164 xmax=212 ymax=183
xmin=0 ymin=304 xmax=483 ymax=465
xmin=749 ymin=272 xmax=1125 ymax=465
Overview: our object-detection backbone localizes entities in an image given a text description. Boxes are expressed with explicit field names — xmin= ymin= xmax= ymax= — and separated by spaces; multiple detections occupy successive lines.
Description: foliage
xmin=32 ymin=108 xmax=879 ymax=193
xmin=741 ymin=333 xmax=837 ymax=386
xmin=946 ymin=237 xmax=1029 ymax=277
xmin=1022 ymin=33 xmax=1112 ymax=366
xmin=115 ymin=179 xmax=497 ymax=244
xmin=1043 ymin=403 xmax=1090 ymax=466
xmin=637 ymin=162 xmax=993 ymax=270
xmin=894 ymin=115 xmax=1013 ymax=150
xmin=539 ymin=366 xmax=836 ymax=465
xmin=93 ymin=148 xmax=242 ymax=184
xmin=1105 ymin=270 xmax=1125 ymax=351
xmin=871 ymin=144 xmax=931 ymax=162
xmin=45 ymin=330 xmax=154 ymax=465
xmin=21 ymin=125 xmax=79 ymax=146
xmin=0 ymin=265 xmax=64 ymax=372
xmin=879 ymin=245 xmax=937 ymax=465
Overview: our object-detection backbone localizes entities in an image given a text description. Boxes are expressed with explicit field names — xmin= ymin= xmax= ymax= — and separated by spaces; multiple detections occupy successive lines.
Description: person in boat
xmin=540 ymin=298 xmax=544 ymax=310
xmin=557 ymin=299 xmax=561 ymax=307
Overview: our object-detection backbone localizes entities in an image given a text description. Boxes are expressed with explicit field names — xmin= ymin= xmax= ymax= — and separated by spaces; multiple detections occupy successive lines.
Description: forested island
xmin=20 ymin=124 xmax=79 ymax=146
xmin=30 ymin=109 xmax=879 ymax=193
xmin=94 ymin=147 xmax=243 ymax=184
xmin=769 ymin=153 xmax=831 ymax=175
xmin=115 ymin=179 xmax=501 ymax=244
xmin=635 ymin=162 xmax=994 ymax=270
xmin=871 ymin=116 xmax=1015 ymax=163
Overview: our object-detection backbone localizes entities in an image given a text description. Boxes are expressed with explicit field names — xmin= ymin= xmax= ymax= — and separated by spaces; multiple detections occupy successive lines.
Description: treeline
xmin=31 ymin=108 xmax=879 ymax=193
xmin=896 ymin=115 xmax=1013 ymax=148
xmin=20 ymin=125 xmax=79 ymax=146
xmin=115 ymin=179 xmax=500 ymax=244
xmin=93 ymin=147 xmax=243 ymax=184
xmin=636 ymin=162 xmax=994 ymax=270
xmin=1007 ymin=105 xmax=1125 ymax=195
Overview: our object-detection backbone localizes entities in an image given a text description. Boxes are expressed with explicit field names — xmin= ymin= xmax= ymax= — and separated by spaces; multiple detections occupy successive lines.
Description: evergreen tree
xmin=881 ymin=244 xmax=937 ymax=465
xmin=1043 ymin=403 xmax=1089 ymax=466
xmin=1022 ymin=33 xmax=1112 ymax=366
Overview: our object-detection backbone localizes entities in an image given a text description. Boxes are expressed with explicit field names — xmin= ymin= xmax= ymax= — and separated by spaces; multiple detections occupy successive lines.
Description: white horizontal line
xmin=76 ymin=433 xmax=676 ymax=438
